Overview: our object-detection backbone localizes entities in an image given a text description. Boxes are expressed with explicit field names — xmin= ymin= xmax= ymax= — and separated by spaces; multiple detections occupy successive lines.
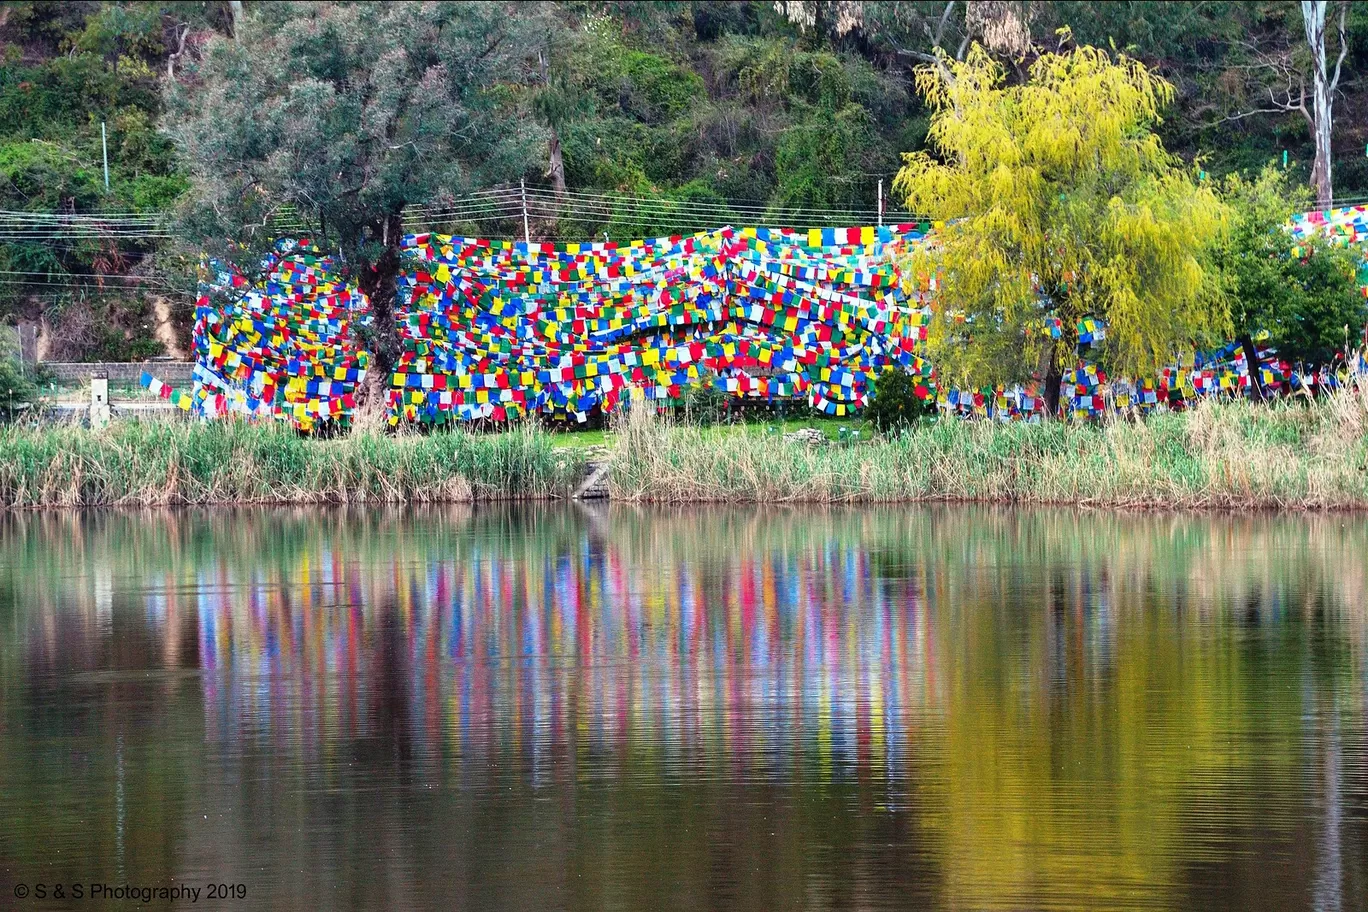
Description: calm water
xmin=0 ymin=505 xmax=1365 ymax=911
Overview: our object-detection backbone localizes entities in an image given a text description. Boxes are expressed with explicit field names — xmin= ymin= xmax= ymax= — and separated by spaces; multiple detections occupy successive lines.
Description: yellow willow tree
xmin=895 ymin=42 xmax=1231 ymax=410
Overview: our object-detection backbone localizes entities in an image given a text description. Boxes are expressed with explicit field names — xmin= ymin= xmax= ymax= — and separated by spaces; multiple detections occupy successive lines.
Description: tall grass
xmin=0 ymin=420 xmax=584 ymax=508
xmin=11 ymin=390 xmax=1368 ymax=510
xmin=609 ymin=389 xmax=1368 ymax=509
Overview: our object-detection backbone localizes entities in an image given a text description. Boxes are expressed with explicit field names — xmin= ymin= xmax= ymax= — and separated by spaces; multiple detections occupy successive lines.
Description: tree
xmin=1302 ymin=0 xmax=1348 ymax=207
xmin=894 ymin=42 xmax=1230 ymax=411
xmin=864 ymin=1 xmax=1036 ymax=79
xmin=863 ymin=366 xmax=935 ymax=434
xmin=771 ymin=1 xmax=865 ymax=44
xmin=533 ymin=30 xmax=593 ymax=200
xmin=1216 ymin=164 xmax=1365 ymax=381
xmin=1212 ymin=1 xmax=1351 ymax=208
xmin=162 ymin=1 xmax=552 ymax=425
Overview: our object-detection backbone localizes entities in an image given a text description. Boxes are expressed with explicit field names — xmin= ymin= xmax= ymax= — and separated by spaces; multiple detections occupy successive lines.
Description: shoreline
xmin=2 ymin=393 xmax=1367 ymax=511
xmin=2 ymin=491 xmax=1362 ymax=513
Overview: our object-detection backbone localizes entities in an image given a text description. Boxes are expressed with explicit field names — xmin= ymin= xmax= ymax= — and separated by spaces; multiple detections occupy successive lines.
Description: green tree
xmin=533 ymin=34 xmax=592 ymax=198
xmin=0 ymin=327 xmax=40 ymax=418
xmin=863 ymin=366 xmax=934 ymax=434
xmin=161 ymin=1 xmax=553 ymax=424
xmin=1217 ymin=164 xmax=1366 ymax=382
xmin=894 ymin=42 xmax=1230 ymax=411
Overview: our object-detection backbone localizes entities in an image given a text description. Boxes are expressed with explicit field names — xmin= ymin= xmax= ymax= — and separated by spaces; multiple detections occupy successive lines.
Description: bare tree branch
xmin=166 ymin=23 xmax=190 ymax=81
xmin=1329 ymin=0 xmax=1348 ymax=94
xmin=929 ymin=0 xmax=956 ymax=49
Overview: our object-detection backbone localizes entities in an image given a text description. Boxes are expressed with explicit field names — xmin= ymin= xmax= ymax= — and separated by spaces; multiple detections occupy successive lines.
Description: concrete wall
xmin=41 ymin=361 xmax=194 ymax=383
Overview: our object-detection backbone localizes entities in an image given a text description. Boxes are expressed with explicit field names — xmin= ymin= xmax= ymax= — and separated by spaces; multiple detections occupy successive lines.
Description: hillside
xmin=1 ymin=0 xmax=1366 ymax=361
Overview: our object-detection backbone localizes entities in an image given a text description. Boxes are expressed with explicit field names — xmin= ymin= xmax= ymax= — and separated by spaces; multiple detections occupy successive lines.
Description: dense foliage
xmin=896 ymin=44 xmax=1229 ymax=400
xmin=3 ymin=0 xmax=1368 ymax=369
xmin=162 ymin=1 xmax=555 ymax=421
xmin=0 ymin=1 xmax=213 ymax=358
xmin=0 ymin=331 xmax=40 ymax=416
xmin=1216 ymin=165 xmax=1366 ymax=368
xmin=864 ymin=367 xmax=934 ymax=434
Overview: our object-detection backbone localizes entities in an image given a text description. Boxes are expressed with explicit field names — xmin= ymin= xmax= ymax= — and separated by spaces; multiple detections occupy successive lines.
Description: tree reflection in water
xmin=0 ymin=505 xmax=1364 ymax=912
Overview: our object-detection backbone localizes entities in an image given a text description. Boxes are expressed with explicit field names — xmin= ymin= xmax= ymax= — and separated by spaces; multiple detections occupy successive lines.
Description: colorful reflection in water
xmin=0 ymin=506 xmax=1366 ymax=911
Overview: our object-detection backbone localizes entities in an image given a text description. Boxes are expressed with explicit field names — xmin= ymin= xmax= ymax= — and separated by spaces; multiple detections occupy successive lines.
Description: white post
xmin=101 ymin=122 xmax=110 ymax=192
xmin=90 ymin=376 xmax=110 ymax=429
xmin=877 ymin=178 xmax=884 ymax=227
xmin=520 ymin=178 xmax=530 ymax=245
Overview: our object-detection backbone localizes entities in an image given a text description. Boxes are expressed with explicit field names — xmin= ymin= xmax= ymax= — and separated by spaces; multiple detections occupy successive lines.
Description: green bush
xmin=0 ymin=337 xmax=41 ymax=419
xmin=682 ymin=375 xmax=729 ymax=426
xmin=1217 ymin=165 xmax=1368 ymax=367
xmin=863 ymin=368 xmax=934 ymax=434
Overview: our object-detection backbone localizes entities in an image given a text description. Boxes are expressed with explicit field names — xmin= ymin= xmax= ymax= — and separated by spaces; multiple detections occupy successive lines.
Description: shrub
xmin=0 ymin=330 xmax=40 ymax=419
xmin=863 ymin=368 xmax=934 ymax=434
xmin=681 ymin=374 xmax=729 ymax=426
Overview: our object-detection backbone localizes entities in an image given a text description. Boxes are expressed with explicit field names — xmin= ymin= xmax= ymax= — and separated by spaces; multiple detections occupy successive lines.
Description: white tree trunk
xmin=1301 ymin=0 xmax=1345 ymax=209
xmin=227 ymin=1 xmax=245 ymax=40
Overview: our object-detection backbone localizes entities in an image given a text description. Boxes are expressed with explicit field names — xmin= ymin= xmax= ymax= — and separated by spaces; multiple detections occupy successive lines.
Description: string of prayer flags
xmin=190 ymin=239 xmax=371 ymax=431
xmin=1077 ymin=317 xmax=1105 ymax=346
xmin=186 ymin=215 xmax=1360 ymax=431
xmin=191 ymin=226 xmax=936 ymax=428
xmin=140 ymin=371 xmax=195 ymax=411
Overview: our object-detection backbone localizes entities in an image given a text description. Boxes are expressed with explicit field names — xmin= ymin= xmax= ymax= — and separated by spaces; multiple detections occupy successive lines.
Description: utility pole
xmin=101 ymin=122 xmax=110 ymax=192
xmin=877 ymin=178 xmax=884 ymax=227
xmin=520 ymin=178 xmax=530 ymax=245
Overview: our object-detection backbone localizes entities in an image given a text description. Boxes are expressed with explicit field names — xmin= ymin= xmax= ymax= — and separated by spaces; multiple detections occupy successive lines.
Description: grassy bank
xmin=7 ymin=389 xmax=1368 ymax=510
xmin=0 ymin=421 xmax=584 ymax=508
xmin=610 ymin=389 xmax=1368 ymax=509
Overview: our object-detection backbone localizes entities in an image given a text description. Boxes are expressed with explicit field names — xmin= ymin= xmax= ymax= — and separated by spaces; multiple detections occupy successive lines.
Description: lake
xmin=0 ymin=505 xmax=1364 ymax=911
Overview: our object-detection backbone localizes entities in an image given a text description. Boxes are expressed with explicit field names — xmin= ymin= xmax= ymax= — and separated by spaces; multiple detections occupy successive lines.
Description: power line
xmin=0 ymin=190 xmax=919 ymax=245
xmin=404 ymin=186 xmax=922 ymax=224
xmin=0 ymin=270 xmax=170 ymax=285
xmin=537 ymin=187 xmax=904 ymax=219
xmin=0 ymin=233 xmax=173 ymax=241
xmin=0 ymin=210 xmax=166 ymax=221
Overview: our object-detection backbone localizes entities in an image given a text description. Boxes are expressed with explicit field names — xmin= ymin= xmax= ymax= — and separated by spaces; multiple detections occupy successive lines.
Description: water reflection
xmin=0 ymin=506 xmax=1365 ymax=911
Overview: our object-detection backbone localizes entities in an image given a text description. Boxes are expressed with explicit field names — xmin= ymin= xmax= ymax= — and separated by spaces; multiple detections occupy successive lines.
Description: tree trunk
xmin=1240 ymin=332 xmax=1266 ymax=401
xmin=1309 ymin=94 xmax=1333 ymax=209
xmin=538 ymin=48 xmax=567 ymax=199
xmin=1301 ymin=0 xmax=1346 ymax=209
xmin=167 ymin=24 xmax=189 ymax=80
xmin=226 ymin=0 xmax=244 ymax=39
xmin=354 ymin=212 xmax=405 ymax=433
xmin=548 ymin=126 xmax=566 ymax=198
xmin=1043 ymin=350 xmax=1062 ymax=418
xmin=1041 ymin=308 xmax=1077 ymax=419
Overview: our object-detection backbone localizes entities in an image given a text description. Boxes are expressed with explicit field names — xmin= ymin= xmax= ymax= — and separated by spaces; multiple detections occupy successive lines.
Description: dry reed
xmin=0 ymin=420 xmax=583 ymax=508
xmin=608 ymin=390 xmax=1368 ymax=509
